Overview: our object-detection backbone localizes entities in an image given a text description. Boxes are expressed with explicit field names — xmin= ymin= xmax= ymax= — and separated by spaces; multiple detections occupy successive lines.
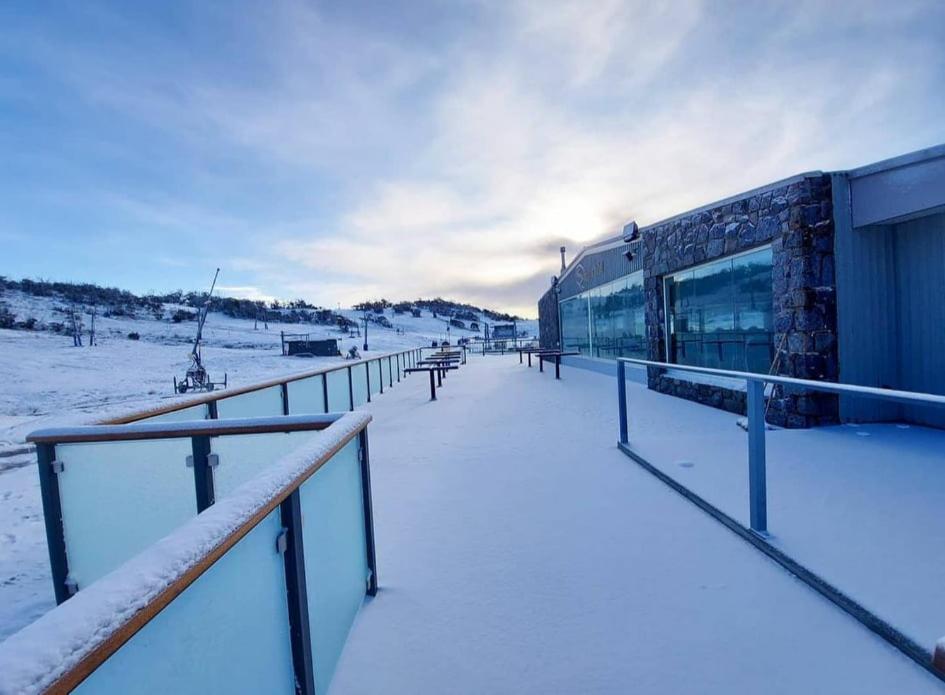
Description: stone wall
xmin=643 ymin=174 xmax=839 ymax=427
xmin=537 ymin=285 xmax=560 ymax=349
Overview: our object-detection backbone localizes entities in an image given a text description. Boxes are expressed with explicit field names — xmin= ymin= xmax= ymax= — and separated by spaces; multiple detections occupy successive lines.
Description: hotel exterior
xmin=538 ymin=144 xmax=945 ymax=428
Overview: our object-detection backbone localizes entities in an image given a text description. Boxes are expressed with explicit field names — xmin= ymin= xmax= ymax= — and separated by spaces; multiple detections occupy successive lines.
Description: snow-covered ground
xmin=0 ymin=290 xmax=534 ymax=640
xmin=0 ymin=351 xmax=942 ymax=690
xmin=330 ymin=356 xmax=941 ymax=693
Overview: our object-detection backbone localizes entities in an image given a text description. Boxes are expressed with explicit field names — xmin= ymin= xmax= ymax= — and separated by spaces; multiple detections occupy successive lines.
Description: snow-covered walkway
xmin=331 ymin=356 xmax=942 ymax=693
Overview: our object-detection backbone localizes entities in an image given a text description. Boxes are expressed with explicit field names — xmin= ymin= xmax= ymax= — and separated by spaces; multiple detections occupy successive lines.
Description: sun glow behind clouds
xmin=2 ymin=0 xmax=945 ymax=317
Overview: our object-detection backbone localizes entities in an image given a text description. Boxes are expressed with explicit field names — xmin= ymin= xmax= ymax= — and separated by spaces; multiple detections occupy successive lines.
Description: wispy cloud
xmin=2 ymin=0 xmax=944 ymax=316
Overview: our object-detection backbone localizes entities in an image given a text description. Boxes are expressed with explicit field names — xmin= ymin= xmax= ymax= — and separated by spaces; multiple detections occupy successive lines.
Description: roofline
xmin=841 ymin=142 xmax=945 ymax=180
xmin=558 ymin=170 xmax=823 ymax=284
xmin=557 ymin=141 xmax=945 ymax=286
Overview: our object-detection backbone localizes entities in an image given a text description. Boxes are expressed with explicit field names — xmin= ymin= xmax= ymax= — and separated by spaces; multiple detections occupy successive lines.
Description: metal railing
xmin=616 ymin=357 xmax=945 ymax=534
xmin=2 ymin=412 xmax=375 ymax=695
xmin=106 ymin=347 xmax=424 ymax=425
xmin=29 ymin=414 xmax=362 ymax=604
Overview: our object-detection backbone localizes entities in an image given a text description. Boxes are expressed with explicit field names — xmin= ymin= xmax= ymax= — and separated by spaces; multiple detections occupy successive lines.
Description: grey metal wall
xmin=834 ymin=174 xmax=901 ymax=422
xmin=557 ymin=239 xmax=643 ymax=300
xmin=835 ymin=153 xmax=945 ymax=428
xmin=894 ymin=212 xmax=945 ymax=427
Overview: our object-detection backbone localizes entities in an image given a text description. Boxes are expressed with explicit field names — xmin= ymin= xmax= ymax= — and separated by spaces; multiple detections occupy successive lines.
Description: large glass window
xmin=665 ymin=246 xmax=774 ymax=373
xmin=559 ymin=271 xmax=646 ymax=360
xmin=559 ymin=295 xmax=590 ymax=355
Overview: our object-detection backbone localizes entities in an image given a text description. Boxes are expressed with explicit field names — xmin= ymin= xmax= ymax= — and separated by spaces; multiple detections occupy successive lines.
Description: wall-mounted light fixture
xmin=623 ymin=221 xmax=639 ymax=262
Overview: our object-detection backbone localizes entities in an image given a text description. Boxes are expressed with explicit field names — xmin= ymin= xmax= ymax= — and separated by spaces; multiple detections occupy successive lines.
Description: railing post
xmin=207 ymin=400 xmax=218 ymax=419
xmin=358 ymin=429 xmax=378 ymax=596
xmin=746 ymin=378 xmax=768 ymax=534
xmin=36 ymin=442 xmax=72 ymax=604
xmin=280 ymin=382 xmax=290 ymax=415
xmin=617 ymin=361 xmax=629 ymax=446
xmin=321 ymin=374 xmax=329 ymax=413
xmin=347 ymin=366 xmax=354 ymax=411
xmin=190 ymin=435 xmax=215 ymax=513
xmin=279 ymin=489 xmax=317 ymax=695
xmin=365 ymin=362 xmax=372 ymax=402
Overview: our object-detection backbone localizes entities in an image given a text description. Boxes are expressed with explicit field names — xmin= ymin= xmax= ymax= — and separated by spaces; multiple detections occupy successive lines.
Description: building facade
xmin=538 ymin=144 xmax=945 ymax=428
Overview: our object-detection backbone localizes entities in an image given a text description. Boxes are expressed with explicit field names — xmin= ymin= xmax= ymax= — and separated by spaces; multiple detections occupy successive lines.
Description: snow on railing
xmin=0 ymin=411 xmax=374 ymax=695
xmin=27 ymin=415 xmax=353 ymax=604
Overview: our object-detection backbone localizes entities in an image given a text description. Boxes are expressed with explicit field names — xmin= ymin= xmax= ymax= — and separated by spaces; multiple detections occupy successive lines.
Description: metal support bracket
xmin=276 ymin=527 xmax=289 ymax=555
xmin=187 ymin=453 xmax=220 ymax=468
xmin=51 ymin=460 xmax=65 ymax=474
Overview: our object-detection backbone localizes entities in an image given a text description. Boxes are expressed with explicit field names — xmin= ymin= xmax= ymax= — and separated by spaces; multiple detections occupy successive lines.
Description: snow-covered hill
xmin=0 ymin=289 xmax=537 ymax=452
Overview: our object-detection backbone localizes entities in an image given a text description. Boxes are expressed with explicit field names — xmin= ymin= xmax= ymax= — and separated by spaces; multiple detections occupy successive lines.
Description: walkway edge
xmin=616 ymin=441 xmax=945 ymax=684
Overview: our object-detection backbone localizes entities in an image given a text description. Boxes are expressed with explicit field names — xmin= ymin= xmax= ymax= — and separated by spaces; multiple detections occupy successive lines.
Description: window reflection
xmin=559 ymin=271 xmax=646 ymax=360
xmin=665 ymin=247 xmax=774 ymax=373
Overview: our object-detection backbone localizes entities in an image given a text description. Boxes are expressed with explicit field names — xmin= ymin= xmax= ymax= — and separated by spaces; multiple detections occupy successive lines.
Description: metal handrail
xmin=28 ymin=413 xmax=344 ymax=444
xmin=618 ymin=357 xmax=945 ymax=408
xmin=105 ymin=347 xmax=424 ymax=425
xmin=615 ymin=357 xmax=945 ymax=535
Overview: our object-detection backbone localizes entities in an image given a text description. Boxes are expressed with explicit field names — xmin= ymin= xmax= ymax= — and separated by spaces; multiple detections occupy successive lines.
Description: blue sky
xmin=1 ymin=1 xmax=944 ymax=317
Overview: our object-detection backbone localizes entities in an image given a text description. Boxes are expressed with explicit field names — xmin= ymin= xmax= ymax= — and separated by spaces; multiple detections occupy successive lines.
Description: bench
xmin=520 ymin=349 xmax=580 ymax=379
xmin=404 ymin=365 xmax=459 ymax=400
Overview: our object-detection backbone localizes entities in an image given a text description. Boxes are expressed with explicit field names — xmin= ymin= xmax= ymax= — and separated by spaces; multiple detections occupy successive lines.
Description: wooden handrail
xmin=27 ymin=413 xmax=344 ymax=444
xmin=1 ymin=413 xmax=371 ymax=694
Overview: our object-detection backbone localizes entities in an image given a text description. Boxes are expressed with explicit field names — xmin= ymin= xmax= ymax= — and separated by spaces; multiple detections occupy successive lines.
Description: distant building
xmin=492 ymin=323 xmax=516 ymax=339
xmin=538 ymin=144 xmax=945 ymax=429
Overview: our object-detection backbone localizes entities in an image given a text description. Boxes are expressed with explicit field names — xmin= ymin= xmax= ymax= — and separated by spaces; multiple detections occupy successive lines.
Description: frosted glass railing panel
xmin=326 ymin=368 xmax=351 ymax=412
xmin=140 ymin=403 xmax=208 ymax=423
xmin=56 ymin=438 xmax=196 ymax=588
xmin=212 ymin=431 xmax=322 ymax=499
xmin=216 ymin=385 xmax=283 ymax=419
xmin=300 ymin=437 xmax=368 ymax=693
xmin=352 ymin=363 xmax=369 ymax=407
xmin=287 ymin=374 xmax=326 ymax=414
xmin=381 ymin=356 xmax=391 ymax=388
xmin=74 ymin=509 xmax=296 ymax=695
xmin=368 ymin=361 xmax=381 ymax=397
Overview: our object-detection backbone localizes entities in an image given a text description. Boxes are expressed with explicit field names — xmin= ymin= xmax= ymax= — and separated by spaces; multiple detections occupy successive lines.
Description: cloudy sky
xmin=2 ymin=1 xmax=944 ymax=317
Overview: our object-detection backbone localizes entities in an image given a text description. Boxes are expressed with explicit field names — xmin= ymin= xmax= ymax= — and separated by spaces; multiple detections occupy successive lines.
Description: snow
xmin=0 ymin=411 xmax=370 ymax=695
xmin=620 ymin=376 xmax=945 ymax=650
xmin=327 ymin=356 xmax=942 ymax=693
xmin=0 ymin=290 xmax=533 ymax=641
xmin=1 ymin=315 xmax=941 ymax=690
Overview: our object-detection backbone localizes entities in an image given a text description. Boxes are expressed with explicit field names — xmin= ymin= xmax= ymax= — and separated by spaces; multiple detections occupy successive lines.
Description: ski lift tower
xmin=173 ymin=268 xmax=228 ymax=394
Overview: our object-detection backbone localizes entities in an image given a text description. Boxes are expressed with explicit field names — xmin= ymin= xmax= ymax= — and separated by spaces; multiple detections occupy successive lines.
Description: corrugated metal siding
xmin=557 ymin=240 xmax=642 ymax=300
xmin=837 ymin=184 xmax=945 ymax=427
xmin=835 ymin=211 xmax=901 ymax=421
xmin=894 ymin=212 xmax=945 ymax=427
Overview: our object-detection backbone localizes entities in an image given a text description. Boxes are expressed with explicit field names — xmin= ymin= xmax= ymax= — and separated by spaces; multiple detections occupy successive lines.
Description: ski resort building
xmin=538 ymin=144 xmax=945 ymax=428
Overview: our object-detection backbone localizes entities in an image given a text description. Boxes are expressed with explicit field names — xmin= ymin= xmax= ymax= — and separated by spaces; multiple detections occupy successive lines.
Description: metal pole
xmin=617 ymin=361 xmax=628 ymax=445
xmin=279 ymin=489 xmax=316 ymax=695
xmin=747 ymin=378 xmax=768 ymax=534
xmin=36 ymin=443 xmax=72 ymax=604
xmin=429 ymin=370 xmax=436 ymax=400
xmin=280 ymin=382 xmax=290 ymax=415
xmin=190 ymin=435 xmax=215 ymax=512
xmin=347 ymin=366 xmax=354 ymax=411
xmin=359 ymin=430 xmax=378 ymax=596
